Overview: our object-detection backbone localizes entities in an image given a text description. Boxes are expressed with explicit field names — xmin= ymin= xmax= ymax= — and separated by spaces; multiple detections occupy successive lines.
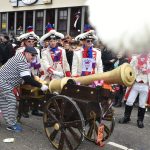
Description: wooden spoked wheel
xmin=43 ymin=95 xmax=85 ymax=150
xmin=84 ymin=103 xmax=115 ymax=143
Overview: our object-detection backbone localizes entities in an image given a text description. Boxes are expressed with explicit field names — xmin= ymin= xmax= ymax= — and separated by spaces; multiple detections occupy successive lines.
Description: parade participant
xmin=119 ymin=52 xmax=150 ymax=128
xmin=72 ymin=29 xmax=103 ymax=77
xmin=41 ymin=29 xmax=71 ymax=81
xmin=0 ymin=46 xmax=48 ymax=132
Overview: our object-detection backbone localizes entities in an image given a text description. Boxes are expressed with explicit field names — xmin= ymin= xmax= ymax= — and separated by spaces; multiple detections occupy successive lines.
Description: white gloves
xmin=40 ymin=84 xmax=48 ymax=91
xmin=53 ymin=71 xmax=64 ymax=78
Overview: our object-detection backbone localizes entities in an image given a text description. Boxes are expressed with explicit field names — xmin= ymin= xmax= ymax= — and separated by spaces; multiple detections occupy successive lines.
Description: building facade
xmin=0 ymin=0 xmax=89 ymax=37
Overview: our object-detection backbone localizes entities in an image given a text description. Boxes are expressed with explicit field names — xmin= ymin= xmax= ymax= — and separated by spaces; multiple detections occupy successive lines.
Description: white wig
xmin=87 ymin=0 xmax=150 ymax=53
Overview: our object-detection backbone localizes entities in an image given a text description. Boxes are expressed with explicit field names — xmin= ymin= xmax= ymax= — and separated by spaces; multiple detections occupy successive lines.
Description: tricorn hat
xmin=75 ymin=30 xmax=98 ymax=41
xmin=39 ymin=30 xmax=64 ymax=47
xmin=17 ymin=31 xmax=39 ymax=42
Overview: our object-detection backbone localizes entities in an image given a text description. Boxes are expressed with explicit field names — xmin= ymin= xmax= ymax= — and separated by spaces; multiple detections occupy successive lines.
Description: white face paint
xmin=87 ymin=0 xmax=150 ymax=54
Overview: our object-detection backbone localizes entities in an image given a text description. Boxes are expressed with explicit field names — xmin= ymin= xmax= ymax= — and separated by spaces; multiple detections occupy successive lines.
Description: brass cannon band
xmin=49 ymin=63 xmax=135 ymax=93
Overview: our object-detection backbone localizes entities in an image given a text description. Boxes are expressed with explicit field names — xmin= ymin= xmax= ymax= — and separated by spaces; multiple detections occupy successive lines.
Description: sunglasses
xmin=31 ymin=54 xmax=36 ymax=57
xmin=27 ymin=40 xmax=35 ymax=43
xmin=86 ymin=39 xmax=93 ymax=43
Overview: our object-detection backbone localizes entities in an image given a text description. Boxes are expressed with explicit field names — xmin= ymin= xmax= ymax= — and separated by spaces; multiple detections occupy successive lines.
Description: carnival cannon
xmin=17 ymin=63 xmax=135 ymax=150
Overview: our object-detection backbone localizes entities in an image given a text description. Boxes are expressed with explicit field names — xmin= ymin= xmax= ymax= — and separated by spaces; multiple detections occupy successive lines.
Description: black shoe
xmin=22 ymin=112 xmax=29 ymax=118
xmin=32 ymin=110 xmax=43 ymax=117
xmin=137 ymin=120 xmax=144 ymax=128
xmin=119 ymin=117 xmax=131 ymax=124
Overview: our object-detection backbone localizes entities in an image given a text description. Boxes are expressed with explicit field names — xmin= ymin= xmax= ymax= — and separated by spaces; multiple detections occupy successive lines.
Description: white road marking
xmin=107 ymin=142 xmax=134 ymax=150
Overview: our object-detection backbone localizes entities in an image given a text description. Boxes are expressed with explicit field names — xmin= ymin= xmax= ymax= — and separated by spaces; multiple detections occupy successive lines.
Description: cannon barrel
xmin=49 ymin=63 xmax=135 ymax=93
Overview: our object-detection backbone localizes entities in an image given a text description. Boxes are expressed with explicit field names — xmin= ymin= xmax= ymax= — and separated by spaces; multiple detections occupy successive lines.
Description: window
xmin=1 ymin=13 xmax=7 ymax=33
xmin=84 ymin=7 xmax=90 ymax=25
xmin=70 ymin=7 xmax=82 ymax=37
xmin=46 ymin=9 xmax=55 ymax=31
xmin=8 ymin=12 xmax=15 ymax=33
xmin=16 ymin=11 xmax=23 ymax=35
xmin=57 ymin=9 xmax=68 ymax=34
xmin=35 ymin=10 xmax=44 ymax=36
xmin=26 ymin=11 xmax=33 ymax=31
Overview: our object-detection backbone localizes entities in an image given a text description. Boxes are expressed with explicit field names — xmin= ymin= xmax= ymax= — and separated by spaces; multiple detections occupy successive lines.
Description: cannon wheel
xmin=84 ymin=105 xmax=115 ymax=143
xmin=43 ymin=95 xmax=85 ymax=150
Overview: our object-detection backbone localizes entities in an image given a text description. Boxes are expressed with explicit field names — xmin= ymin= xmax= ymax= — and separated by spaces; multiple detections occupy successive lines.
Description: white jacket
xmin=41 ymin=47 xmax=70 ymax=79
xmin=130 ymin=53 xmax=150 ymax=86
xmin=72 ymin=47 xmax=103 ymax=76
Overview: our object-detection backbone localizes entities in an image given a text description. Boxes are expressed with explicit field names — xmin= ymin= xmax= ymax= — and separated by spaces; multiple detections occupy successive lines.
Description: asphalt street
xmin=0 ymin=106 xmax=150 ymax=150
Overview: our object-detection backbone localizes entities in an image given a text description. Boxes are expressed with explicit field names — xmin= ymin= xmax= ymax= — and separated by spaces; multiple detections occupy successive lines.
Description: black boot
xmin=137 ymin=107 xmax=145 ymax=128
xmin=119 ymin=105 xmax=133 ymax=124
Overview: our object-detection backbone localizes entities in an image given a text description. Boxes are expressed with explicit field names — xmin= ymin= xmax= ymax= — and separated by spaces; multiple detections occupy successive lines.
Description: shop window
xmin=57 ymin=9 xmax=68 ymax=35
xmin=35 ymin=10 xmax=44 ymax=36
xmin=1 ymin=13 xmax=7 ymax=33
xmin=26 ymin=11 xmax=33 ymax=31
xmin=70 ymin=7 xmax=82 ymax=37
xmin=16 ymin=11 xmax=23 ymax=35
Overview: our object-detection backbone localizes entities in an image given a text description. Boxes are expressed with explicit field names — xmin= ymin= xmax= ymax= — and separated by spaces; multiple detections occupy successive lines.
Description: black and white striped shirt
xmin=0 ymin=52 xmax=31 ymax=88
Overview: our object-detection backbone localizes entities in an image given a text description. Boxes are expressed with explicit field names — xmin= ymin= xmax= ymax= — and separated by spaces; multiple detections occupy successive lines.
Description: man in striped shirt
xmin=0 ymin=46 xmax=48 ymax=132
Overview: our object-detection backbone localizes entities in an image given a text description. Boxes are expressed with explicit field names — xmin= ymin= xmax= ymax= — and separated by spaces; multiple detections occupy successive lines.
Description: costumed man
xmin=72 ymin=29 xmax=103 ymax=77
xmin=119 ymin=52 xmax=150 ymax=128
xmin=0 ymin=46 xmax=48 ymax=132
xmin=41 ymin=29 xmax=71 ymax=81
xmin=16 ymin=26 xmax=43 ymax=117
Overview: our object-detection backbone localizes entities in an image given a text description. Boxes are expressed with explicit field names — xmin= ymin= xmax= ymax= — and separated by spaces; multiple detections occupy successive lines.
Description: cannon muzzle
xmin=49 ymin=63 xmax=135 ymax=93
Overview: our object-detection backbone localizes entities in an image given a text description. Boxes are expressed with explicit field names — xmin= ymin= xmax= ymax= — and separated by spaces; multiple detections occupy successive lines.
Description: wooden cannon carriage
xmin=17 ymin=63 xmax=135 ymax=150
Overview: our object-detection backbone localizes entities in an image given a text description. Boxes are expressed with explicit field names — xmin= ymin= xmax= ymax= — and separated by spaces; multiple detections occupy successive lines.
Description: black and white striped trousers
xmin=0 ymin=80 xmax=17 ymax=126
